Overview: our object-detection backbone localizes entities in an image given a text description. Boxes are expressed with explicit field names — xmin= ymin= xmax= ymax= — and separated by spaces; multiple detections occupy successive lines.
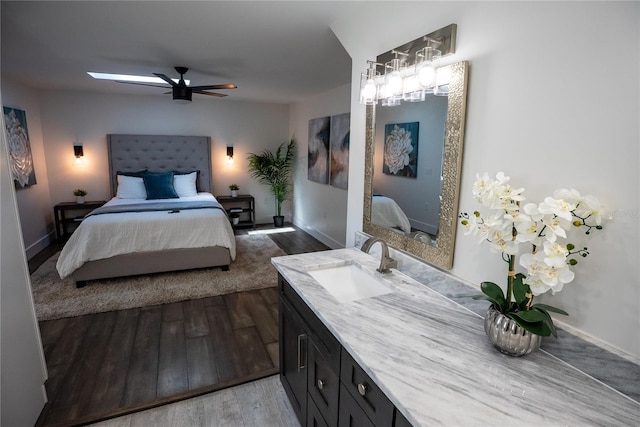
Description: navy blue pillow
xmin=142 ymin=172 xmax=179 ymax=199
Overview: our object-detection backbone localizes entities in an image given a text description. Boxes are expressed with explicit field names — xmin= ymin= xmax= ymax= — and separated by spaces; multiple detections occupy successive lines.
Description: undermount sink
xmin=307 ymin=262 xmax=393 ymax=303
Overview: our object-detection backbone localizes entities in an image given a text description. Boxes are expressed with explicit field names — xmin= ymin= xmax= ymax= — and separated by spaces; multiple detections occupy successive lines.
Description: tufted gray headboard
xmin=107 ymin=134 xmax=212 ymax=197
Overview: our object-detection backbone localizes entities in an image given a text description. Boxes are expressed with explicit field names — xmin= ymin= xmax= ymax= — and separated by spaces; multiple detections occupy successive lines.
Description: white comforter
xmin=56 ymin=193 xmax=236 ymax=278
xmin=371 ymin=195 xmax=412 ymax=233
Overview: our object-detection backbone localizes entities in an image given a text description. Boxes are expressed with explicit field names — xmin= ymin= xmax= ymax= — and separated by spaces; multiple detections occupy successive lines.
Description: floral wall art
xmin=3 ymin=106 xmax=36 ymax=188
xmin=308 ymin=116 xmax=330 ymax=184
xmin=383 ymin=122 xmax=419 ymax=178
xmin=329 ymin=112 xmax=350 ymax=190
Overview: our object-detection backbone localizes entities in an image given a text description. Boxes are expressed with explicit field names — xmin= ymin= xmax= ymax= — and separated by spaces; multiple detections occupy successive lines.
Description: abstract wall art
xmin=308 ymin=116 xmax=330 ymax=184
xmin=329 ymin=112 xmax=350 ymax=190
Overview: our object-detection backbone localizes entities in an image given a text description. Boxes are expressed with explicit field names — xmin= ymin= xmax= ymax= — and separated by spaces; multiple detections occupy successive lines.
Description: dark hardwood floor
xmin=32 ymin=224 xmax=330 ymax=427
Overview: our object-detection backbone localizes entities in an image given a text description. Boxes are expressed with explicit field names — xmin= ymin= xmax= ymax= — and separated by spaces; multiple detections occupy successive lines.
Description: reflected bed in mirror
xmin=364 ymin=61 xmax=469 ymax=270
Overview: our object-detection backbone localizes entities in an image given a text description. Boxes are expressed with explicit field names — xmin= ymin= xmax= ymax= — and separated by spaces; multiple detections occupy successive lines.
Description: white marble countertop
xmin=272 ymin=248 xmax=640 ymax=426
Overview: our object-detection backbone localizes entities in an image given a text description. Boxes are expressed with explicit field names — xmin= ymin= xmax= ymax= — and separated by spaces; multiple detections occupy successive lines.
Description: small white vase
xmin=76 ymin=196 xmax=86 ymax=204
xmin=230 ymin=190 xmax=238 ymax=197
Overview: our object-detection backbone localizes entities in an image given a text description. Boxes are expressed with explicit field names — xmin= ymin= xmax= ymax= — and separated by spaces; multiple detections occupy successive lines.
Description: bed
xmin=371 ymin=195 xmax=412 ymax=234
xmin=56 ymin=134 xmax=236 ymax=287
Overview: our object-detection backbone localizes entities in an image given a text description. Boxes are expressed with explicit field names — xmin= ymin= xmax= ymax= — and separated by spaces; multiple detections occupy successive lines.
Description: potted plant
xmin=247 ymin=138 xmax=296 ymax=227
xmin=459 ymin=172 xmax=609 ymax=356
xmin=73 ymin=188 xmax=87 ymax=204
xmin=229 ymin=184 xmax=239 ymax=197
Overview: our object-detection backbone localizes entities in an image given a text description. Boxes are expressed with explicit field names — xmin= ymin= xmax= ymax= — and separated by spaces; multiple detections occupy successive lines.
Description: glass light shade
xmin=386 ymin=70 xmax=403 ymax=97
xmin=434 ymin=66 xmax=452 ymax=96
xmin=360 ymin=73 xmax=378 ymax=105
xmin=402 ymin=74 xmax=425 ymax=102
xmin=417 ymin=64 xmax=437 ymax=87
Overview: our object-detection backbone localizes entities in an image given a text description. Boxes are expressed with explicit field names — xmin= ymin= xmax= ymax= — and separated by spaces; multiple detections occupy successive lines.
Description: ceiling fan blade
xmin=190 ymin=83 xmax=237 ymax=91
xmin=115 ymin=81 xmax=170 ymax=88
xmin=194 ymin=90 xmax=228 ymax=98
xmin=153 ymin=73 xmax=178 ymax=86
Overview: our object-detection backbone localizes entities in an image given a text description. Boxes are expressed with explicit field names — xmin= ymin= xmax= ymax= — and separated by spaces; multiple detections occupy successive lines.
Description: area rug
xmin=30 ymin=234 xmax=286 ymax=321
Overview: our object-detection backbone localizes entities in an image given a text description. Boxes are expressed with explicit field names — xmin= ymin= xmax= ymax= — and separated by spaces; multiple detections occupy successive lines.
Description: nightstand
xmin=216 ymin=194 xmax=256 ymax=229
xmin=54 ymin=200 xmax=106 ymax=240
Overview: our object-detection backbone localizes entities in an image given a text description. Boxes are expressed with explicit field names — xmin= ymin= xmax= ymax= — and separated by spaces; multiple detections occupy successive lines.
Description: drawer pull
xmin=317 ymin=379 xmax=325 ymax=390
xmin=297 ymin=334 xmax=307 ymax=372
xmin=357 ymin=383 xmax=367 ymax=396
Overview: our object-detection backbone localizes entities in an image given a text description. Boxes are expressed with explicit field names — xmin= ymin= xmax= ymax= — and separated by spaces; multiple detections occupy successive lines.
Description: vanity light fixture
xmin=226 ymin=146 xmax=234 ymax=162
xmin=359 ymin=23 xmax=457 ymax=106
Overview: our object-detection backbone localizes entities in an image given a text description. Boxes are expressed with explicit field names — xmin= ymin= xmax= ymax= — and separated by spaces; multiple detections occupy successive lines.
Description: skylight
xmin=87 ymin=72 xmax=188 ymax=85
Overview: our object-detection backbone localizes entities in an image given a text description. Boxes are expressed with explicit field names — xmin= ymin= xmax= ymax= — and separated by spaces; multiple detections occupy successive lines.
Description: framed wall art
xmin=383 ymin=121 xmax=419 ymax=178
xmin=3 ymin=106 xmax=36 ymax=188
xmin=329 ymin=112 xmax=350 ymax=190
xmin=308 ymin=116 xmax=330 ymax=184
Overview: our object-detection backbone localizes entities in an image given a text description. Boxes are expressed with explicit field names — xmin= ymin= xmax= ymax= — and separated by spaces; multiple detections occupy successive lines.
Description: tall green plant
xmin=247 ymin=138 xmax=296 ymax=217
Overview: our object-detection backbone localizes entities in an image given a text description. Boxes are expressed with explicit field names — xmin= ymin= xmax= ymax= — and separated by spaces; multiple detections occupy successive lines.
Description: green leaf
xmin=510 ymin=309 xmax=547 ymax=323
xmin=512 ymin=273 xmax=531 ymax=309
xmin=508 ymin=313 xmax=553 ymax=337
xmin=532 ymin=303 xmax=568 ymax=316
xmin=532 ymin=307 xmax=558 ymax=338
xmin=479 ymin=282 xmax=506 ymax=311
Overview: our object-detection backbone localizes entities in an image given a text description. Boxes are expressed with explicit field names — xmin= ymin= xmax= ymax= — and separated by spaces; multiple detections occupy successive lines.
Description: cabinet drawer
xmin=338 ymin=383 xmax=375 ymax=427
xmin=308 ymin=392 xmax=330 ymax=427
xmin=340 ymin=349 xmax=394 ymax=426
xmin=308 ymin=340 xmax=340 ymax=426
xmin=394 ymin=409 xmax=413 ymax=427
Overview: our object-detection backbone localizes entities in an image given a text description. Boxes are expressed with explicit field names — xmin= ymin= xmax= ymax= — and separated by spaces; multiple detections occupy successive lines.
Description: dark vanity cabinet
xmin=278 ymin=274 xmax=411 ymax=427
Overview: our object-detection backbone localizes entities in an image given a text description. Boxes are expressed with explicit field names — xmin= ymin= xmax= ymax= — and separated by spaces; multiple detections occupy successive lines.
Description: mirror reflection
xmin=363 ymin=61 xmax=468 ymax=270
xmin=372 ymin=94 xmax=448 ymax=246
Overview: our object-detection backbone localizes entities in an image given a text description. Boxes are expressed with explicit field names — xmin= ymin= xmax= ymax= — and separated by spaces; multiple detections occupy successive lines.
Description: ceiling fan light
xmin=172 ymin=86 xmax=192 ymax=102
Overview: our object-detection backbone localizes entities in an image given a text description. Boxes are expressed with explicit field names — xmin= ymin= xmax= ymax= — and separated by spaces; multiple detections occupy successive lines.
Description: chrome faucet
xmin=361 ymin=237 xmax=397 ymax=273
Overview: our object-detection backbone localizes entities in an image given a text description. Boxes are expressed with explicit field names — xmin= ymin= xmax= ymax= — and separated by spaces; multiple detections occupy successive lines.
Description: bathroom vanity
xmin=272 ymin=248 xmax=639 ymax=426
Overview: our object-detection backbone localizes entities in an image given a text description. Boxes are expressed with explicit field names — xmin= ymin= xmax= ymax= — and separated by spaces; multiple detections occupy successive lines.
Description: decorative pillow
xmin=116 ymin=175 xmax=147 ymax=199
xmin=173 ymin=171 xmax=198 ymax=197
xmin=143 ymin=171 xmax=179 ymax=199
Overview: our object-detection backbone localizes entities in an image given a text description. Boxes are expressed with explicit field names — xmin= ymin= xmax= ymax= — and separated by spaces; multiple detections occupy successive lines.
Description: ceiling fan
xmin=117 ymin=66 xmax=237 ymax=101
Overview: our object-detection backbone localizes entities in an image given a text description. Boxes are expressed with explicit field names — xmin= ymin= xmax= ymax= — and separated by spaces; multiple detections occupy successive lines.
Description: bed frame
xmin=71 ymin=134 xmax=231 ymax=286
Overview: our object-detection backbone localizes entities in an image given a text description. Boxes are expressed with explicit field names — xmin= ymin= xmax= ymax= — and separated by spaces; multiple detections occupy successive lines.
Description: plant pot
xmin=273 ymin=215 xmax=285 ymax=227
xmin=484 ymin=306 xmax=542 ymax=357
xmin=76 ymin=196 xmax=86 ymax=204
xmin=230 ymin=190 xmax=238 ymax=197
xmin=229 ymin=213 xmax=240 ymax=225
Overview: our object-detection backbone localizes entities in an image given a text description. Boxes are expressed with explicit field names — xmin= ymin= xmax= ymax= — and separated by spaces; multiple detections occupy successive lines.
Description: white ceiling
xmin=1 ymin=1 xmax=359 ymax=104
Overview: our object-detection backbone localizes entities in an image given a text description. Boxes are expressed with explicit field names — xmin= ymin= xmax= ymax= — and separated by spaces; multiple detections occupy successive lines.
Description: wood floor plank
xmin=157 ymin=320 xmax=189 ymax=398
xmin=185 ymin=335 xmax=220 ymax=390
xmin=245 ymin=291 xmax=279 ymax=344
xmin=183 ymin=298 xmax=210 ymax=338
xmin=122 ymin=306 xmax=162 ymax=407
xmin=88 ymin=309 xmax=140 ymax=416
xmin=202 ymin=387 xmax=245 ymax=427
xmin=223 ymin=292 xmax=254 ymax=329
xmin=202 ymin=294 xmax=225 ymax=307
xmin=259 ymin=287 xmax=279 ymax=305
xmin=266 ymin=341 xmax=279 ymax=368
xmin=205 ymin=304 xmax=249 ymax=382
xmin=162 ymin=301 xmax=184 ymax=322
xmin=46 ymin=311 xmax=117 ymax=424
xmin=234 ymin=326 xmax=275 ymax=374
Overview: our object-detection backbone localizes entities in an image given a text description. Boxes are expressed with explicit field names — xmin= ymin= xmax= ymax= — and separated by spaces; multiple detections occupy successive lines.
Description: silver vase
xmin=484 ymin=306 xmax=542 ymax=356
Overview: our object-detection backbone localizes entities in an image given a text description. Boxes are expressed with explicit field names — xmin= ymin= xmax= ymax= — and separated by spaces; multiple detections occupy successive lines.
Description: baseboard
xmin=25 ymin=232 xmax=56 ymax=260
xmin=293 ymin=219 xmax=344 ymax=249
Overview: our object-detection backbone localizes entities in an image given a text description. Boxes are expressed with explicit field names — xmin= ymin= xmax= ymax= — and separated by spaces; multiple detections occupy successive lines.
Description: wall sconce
xmin=226 ymin=146 xmax=234 ymax=162
xmin=74 ymin=144 xmax=84 ymax=164
xmin=359 ymin=23 xmax=457 ymax=106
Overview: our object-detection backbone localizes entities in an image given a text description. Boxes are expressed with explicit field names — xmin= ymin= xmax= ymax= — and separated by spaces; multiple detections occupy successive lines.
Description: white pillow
xmin=116 ymin=175 xmax=147 ymax=199
xmin=173 ymin=171 xmax=198 ymax=197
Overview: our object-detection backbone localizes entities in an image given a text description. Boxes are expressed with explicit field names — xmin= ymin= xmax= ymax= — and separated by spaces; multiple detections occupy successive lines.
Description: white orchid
xmin=460 ymin=172 xmax=608 ymax=338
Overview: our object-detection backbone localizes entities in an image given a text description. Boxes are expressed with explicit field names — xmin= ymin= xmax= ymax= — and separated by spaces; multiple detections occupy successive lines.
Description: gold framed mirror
xmin=363 ymin=60 xmax=468 ymax=270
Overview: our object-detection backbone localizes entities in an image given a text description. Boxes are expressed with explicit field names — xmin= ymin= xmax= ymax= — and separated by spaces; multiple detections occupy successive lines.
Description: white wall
xmin=290 ymin=83 xmax=351 ymax=248
xmin=37 ymin=90 xmax=290 ymax=225
xmin=1 ymin=90 xmax=48 ymax=426
xmin=1 ymin=77 xmax=54 ymax=258
xmin=333 ymin=1 xmax=640 ymax=358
